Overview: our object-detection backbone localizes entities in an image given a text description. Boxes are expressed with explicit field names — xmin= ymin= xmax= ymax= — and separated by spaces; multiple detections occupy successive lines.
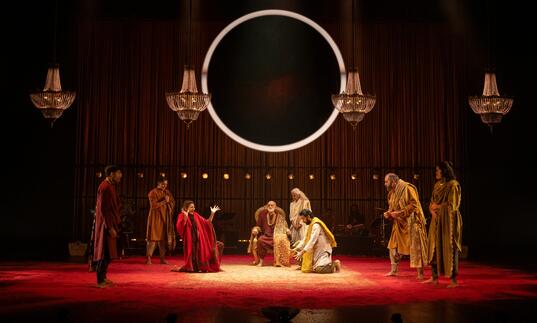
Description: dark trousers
xmin=95 ymin=235 xmax=110 ymax=284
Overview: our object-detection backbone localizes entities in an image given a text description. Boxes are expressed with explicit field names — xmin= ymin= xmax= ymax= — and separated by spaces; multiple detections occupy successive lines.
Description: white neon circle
xmin=202 ymin=9 xmax=346 ymax=152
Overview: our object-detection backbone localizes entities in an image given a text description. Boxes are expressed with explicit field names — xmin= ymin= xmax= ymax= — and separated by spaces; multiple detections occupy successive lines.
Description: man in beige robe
xmin=289 ymin=188 xmax=311 ymax=246
xmin=383 ymin=173 xmax=428 ymax=279
xmin=146 ymin=178 xmax=175 ymax=264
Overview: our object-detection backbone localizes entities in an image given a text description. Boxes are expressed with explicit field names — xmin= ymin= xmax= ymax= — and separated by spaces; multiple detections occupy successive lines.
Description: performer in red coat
xmin=173 ymin=201 xmax=223 ymax=272
xmin=92 ymin=165 xmax=122 ymax=287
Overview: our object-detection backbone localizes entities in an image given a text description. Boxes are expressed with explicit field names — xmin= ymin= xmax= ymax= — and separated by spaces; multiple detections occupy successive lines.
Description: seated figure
xmin=248 ymin=201 xmax=291 ymax=267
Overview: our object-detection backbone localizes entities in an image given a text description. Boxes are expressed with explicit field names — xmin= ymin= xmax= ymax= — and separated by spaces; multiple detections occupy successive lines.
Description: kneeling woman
xmin=173 ymin=200 xmax=223 ymax=272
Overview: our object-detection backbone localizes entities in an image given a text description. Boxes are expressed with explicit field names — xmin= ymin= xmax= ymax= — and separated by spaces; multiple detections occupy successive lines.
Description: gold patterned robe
xmin=248 ymin=206 xmax=291 ymax=266
xmin=428 ymin=179 xmax=462 ymax=277
xmin=387 ymin=180 xmax=429 ymax=268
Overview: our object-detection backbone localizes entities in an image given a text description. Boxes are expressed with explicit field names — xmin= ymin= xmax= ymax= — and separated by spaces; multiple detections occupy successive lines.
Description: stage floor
xmin=1 ymin=255 xmax=537 ymax=322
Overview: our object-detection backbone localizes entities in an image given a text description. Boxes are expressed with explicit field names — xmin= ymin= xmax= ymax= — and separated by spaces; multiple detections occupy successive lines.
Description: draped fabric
xmin=387 ymin=180 xmax=429 ymax=267
xmin=176 ymin=211 xmax=220 ymax=272
xmin=146 ymin=188 xmax=176 ymax=250
xmin=301 ymin=217 xmax=337 ymax=273
xmin=273 ymin=208 xmax=291 ymax=267
xmin=289 ymin=198 xmax=311 ymax=245
xmin=92 ymin=180 xmax=121 ymax=261
xmin=428 ymin=180 xmax=463 ymax=277
xmin=248 ymin=206 xmax=290 ymax=266
xmin=73 ymin=17 xmax=466 ymax=242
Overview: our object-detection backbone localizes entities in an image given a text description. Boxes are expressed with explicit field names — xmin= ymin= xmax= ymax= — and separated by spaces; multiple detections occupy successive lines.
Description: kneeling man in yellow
xmin=292 ymin=209 xmax=340 ymax=273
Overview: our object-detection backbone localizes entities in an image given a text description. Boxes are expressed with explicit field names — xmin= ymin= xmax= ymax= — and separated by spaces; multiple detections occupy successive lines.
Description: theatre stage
xmin=1 ymin=255 xmax=536 ymax=322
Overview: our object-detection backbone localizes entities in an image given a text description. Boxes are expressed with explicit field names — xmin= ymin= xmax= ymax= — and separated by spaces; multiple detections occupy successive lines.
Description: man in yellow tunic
xmin=424 ymin=161 xmax=463 ymax=288
xmin=383 ymin=173 xmax=428 ymax=279
xmin=292 ymin=209 xmax=340 ymax=274
xmin=145 ymin=178 xmax=176 ymax=265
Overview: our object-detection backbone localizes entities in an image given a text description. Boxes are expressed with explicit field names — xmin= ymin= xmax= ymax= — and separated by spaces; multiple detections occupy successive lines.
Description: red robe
xmin=176 ymin=212 xmax=221 ymax=272
xmin=256 ymin=209 xmax=275 ymax=256
xmin=93 ymin=179 xmax=121 ymax=261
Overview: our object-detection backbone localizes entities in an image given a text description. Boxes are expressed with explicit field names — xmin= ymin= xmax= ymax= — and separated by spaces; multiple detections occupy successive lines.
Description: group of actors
xmin=90 ymin=161 xmax=462 ymax=289
xmin=382 ymin=161 xmax=463 ymax=288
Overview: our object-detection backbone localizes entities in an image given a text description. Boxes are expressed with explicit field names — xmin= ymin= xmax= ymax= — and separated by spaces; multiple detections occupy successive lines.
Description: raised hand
xmin=210 ymin=205 xmax=221 ymax=214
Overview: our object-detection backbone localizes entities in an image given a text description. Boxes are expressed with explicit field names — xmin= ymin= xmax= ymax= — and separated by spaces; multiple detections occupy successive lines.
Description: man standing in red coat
xmin=92 ymin=165 xmax=122 ymax=287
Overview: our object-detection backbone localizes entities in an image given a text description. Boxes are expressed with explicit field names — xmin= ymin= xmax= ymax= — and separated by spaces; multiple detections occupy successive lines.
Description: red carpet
xmin=1 ymin=255 xmax=536 ymax=321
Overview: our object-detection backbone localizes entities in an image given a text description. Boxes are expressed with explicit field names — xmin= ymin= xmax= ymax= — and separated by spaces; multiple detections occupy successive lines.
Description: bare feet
xmin=422 ymin=277 xmax=438 ymax=285
xmin=145 ymin=257 xmax=152 ymax=265
xmin=160 ymin=258 xmax=169 ymax=265
xmin=333 ymin=260 xmax=341 ymax=273
xmin=384 ymin=264 xmax=398 ymax=276
xmin=447 ymin=280 xmax=458 ymax=288
xmin=416 ymin=268 xmax=424 ymax=280
xmin=256 ymin=260 xmax=264 ymax=267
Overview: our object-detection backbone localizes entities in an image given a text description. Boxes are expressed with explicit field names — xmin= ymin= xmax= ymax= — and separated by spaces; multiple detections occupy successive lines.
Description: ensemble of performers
xmin=90 ymin=161 xmax=462 ymax=289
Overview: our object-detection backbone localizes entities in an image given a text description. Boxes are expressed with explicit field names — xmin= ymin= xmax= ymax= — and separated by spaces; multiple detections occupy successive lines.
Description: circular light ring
xmin=202 ymin=9 xmax=346 ymax=152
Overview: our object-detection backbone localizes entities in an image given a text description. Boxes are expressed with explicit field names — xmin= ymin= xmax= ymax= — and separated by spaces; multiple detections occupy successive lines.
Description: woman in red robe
xmin=173 ymin=201 xmax=222 ymax=272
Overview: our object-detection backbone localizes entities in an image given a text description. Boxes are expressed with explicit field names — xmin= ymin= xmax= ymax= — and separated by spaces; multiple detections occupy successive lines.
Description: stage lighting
xmin=288 ymin=173 xmax=294 ymax=180
xmin=180 ymin=172 xmax=188 ymax=179
xmin=160 ymin=172 xmax=166 ymax=178
xmin=202 ymin=173 xmax=209 ymax=179
xmin=245 ymin=173 xmax=252 ymax=180
xmin=351 ymin=174 xmax=357 ymax=180
xmin=330 ymin=174 xmax=336 ymax=180
xmin=265 ymin=173 xmax=272 ymax=180
xmin=308 ymin=174 xmax=315 ymax=180
xmin=223 ymin=173 xmax=230 ymax=180
xmin=137 ymin=172 xmax=144 ymax=179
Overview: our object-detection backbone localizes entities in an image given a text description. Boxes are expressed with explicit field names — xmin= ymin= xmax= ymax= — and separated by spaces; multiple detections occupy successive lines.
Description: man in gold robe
xmin=424 ymin=161 xmax=463 ymax=288
xmin=383 ymin=173 xmax=428 ymax=279
xmin=248 ymin=201 xmax=291 ymax=267
xmin=145 ymin=177 xmax=175 ymax=264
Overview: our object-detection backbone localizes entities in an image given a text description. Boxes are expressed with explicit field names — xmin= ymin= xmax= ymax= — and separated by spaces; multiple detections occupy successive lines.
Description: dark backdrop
xmin=3 ymin=0 xmax=535 ymax=265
